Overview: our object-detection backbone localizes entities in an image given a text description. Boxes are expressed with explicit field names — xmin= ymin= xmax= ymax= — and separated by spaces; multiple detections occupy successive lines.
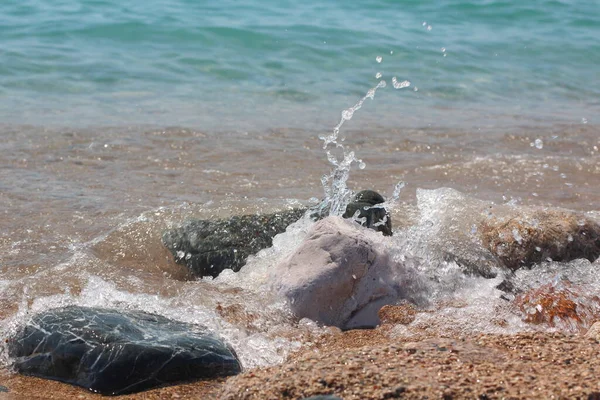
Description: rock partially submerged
xmin=342 ymin=190 xmax=393 ymax=236
xmin=162 ymin=208 xmax=306 ymax=278
xmin=8 ymin=306 xmax=241 ymax=395
xmin=513 ymin=280 xmax=600 ymax=331
xmin=413 ymin=188 xmax=600 ymax=277
xmin=163 ymin=190 xmax=392 ymax=278
xmin=270 ymin=217 xmax=422 ymax=329
xmin=480 ymin=209 xmax=600 ymax=271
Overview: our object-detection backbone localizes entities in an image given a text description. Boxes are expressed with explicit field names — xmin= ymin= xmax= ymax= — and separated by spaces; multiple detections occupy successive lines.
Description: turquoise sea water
xmin=2 ymin=0 xmax=598 ymax=130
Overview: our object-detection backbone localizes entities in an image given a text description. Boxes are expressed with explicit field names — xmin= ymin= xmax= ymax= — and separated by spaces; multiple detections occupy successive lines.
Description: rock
xmin=163 ymin=190 xmax=393 ymax=278
xmin=514 ymin=281 xmax=600 ymax=331
xmin=8 ymin=306 xmax=241 ymax=395
xmin=480 ymin=209 xmax=600 ymax=271
xmin=0 ymin=385 xmax=8 ymax=393
xmin=162 ymin=208 xmax=307 ymax=278
xmin=300 ymin=396 xmax=343 ymax=400
xmin=342 ymin=190 xmax=392 ymax=236
xmin=270 ymin=216 xmax=419 ymax=329
xmin=412 ymin=188 xmax=600 ymax=278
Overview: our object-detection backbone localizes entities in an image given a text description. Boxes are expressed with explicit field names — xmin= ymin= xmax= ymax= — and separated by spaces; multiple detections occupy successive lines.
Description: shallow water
xmin=1 ymin=119 xmax=598 ymax=369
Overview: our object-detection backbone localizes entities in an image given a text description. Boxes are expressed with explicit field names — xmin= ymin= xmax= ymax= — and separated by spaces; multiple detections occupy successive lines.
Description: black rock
xmin=8 ymin=306 xmax=241 ymax=395
xmin=162 ymin=208 xmax=307 ymax=278
xmin=163 ymin=190 xmax=393 ymax=278
xmin=342 ymin=190 xmax=392 ymax=236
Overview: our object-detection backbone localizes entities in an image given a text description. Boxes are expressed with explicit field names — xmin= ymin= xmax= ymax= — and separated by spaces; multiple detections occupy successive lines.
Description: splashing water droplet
xmin=358 ymin=161 xmax=366 ymax=170
xmin=413 ymin=87 xmax=419 ymax=92
xmin=441 ymin=47 xmax=446 ymax=53
xmin=390 ymin=50 xmax=394 ymax=55
xmin=582 ymin=118 xmax=588 ymax=124
xmin=427 ymin=25 xmax=432 ymax=31
xmin=392 ymin=181 xmax=406 ymax=200
xmin=534 ymin=139 xmax=543 ymax=149
xmin=375 ymin=72 xmax=382 ymax=79
xmin=392 ymin=77 xmax=411 ymax=89
xmin=326 ymin=151 xmax=339 ymax=166
xmin=376 ymin=56 xmax=383 ymax=63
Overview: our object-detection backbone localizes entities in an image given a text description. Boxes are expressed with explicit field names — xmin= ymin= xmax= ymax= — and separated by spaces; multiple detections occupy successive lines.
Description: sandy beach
xmin=3 ymin=318 xmax=600 ymax=400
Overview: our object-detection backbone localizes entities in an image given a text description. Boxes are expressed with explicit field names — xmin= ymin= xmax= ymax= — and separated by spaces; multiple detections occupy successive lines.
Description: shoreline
xmin=3 ymin=322 xmax=600 ymax=399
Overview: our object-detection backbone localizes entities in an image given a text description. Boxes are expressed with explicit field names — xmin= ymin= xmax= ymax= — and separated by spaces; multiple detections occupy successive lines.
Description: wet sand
xmin=0 ymin=370 xmax=224 ymax=399
xmin=221 ymin=328 xmax=600 ymax=399
xmin=3 ymin=322 xmax=600 ymax=400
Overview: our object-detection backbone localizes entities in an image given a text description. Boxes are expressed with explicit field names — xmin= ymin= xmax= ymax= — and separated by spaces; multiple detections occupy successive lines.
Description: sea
xmin=1 ymin=0 xmax=599 ymax=370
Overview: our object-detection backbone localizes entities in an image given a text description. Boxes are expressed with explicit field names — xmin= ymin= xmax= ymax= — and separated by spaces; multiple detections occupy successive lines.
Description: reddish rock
xmin=514 ymin=281 xmax=600 ymax=331
xmin=480 ymin=210 xmax=600 ymax=271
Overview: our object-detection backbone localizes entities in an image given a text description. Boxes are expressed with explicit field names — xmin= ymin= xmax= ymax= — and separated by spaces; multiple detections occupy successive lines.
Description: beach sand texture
xmin=3 ymin=321 xmax=600 ymax=399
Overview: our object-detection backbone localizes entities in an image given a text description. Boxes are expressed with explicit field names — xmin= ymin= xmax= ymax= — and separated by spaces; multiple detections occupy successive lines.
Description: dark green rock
xmin=163 ymin=190 xmax=392 ymax=278
xmin=0 ymin=385 xmax=8 ymax=393
xmin=8 ymin=306 xmax=241 ymax=396
xmin=163 ymin=208 xmax=307 ymax=278
xmin=342 ymin=190 xmax=392 ymax=236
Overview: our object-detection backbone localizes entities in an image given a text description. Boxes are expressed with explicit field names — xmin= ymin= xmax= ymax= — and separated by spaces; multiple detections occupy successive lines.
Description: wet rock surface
xmin=162 ymin=190 xmax=392 ymax=279
xmin=480 ymin=209 xmax=600 ymax=271
xmin=8 ymin=306 xmax=241 ymax=395
xmin=513 ymin=280 xmax=600 ymax=331
xmin=413 ymin=188 xmax=600 ymax=279
xmin=270 ymin=216 xmax=420 ymax=329
xmin=162 ymin=208 xmax=307 ymax=278
xmin=342 ymin=190 xmax=392 ymax=236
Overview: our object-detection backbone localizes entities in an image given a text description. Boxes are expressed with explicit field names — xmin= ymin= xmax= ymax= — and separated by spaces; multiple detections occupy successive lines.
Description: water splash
xmin=317 ymin=73 xmax=413 ymax=217
xmin=318 ymin=80 xmax=387 ymax=216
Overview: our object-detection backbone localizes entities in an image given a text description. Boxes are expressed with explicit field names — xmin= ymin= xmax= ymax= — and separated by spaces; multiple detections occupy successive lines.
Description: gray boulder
xmin=8 ymin=306 xmax=241 ymax=395
xmin=270 ymin=216 xmax=417 ymax=329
